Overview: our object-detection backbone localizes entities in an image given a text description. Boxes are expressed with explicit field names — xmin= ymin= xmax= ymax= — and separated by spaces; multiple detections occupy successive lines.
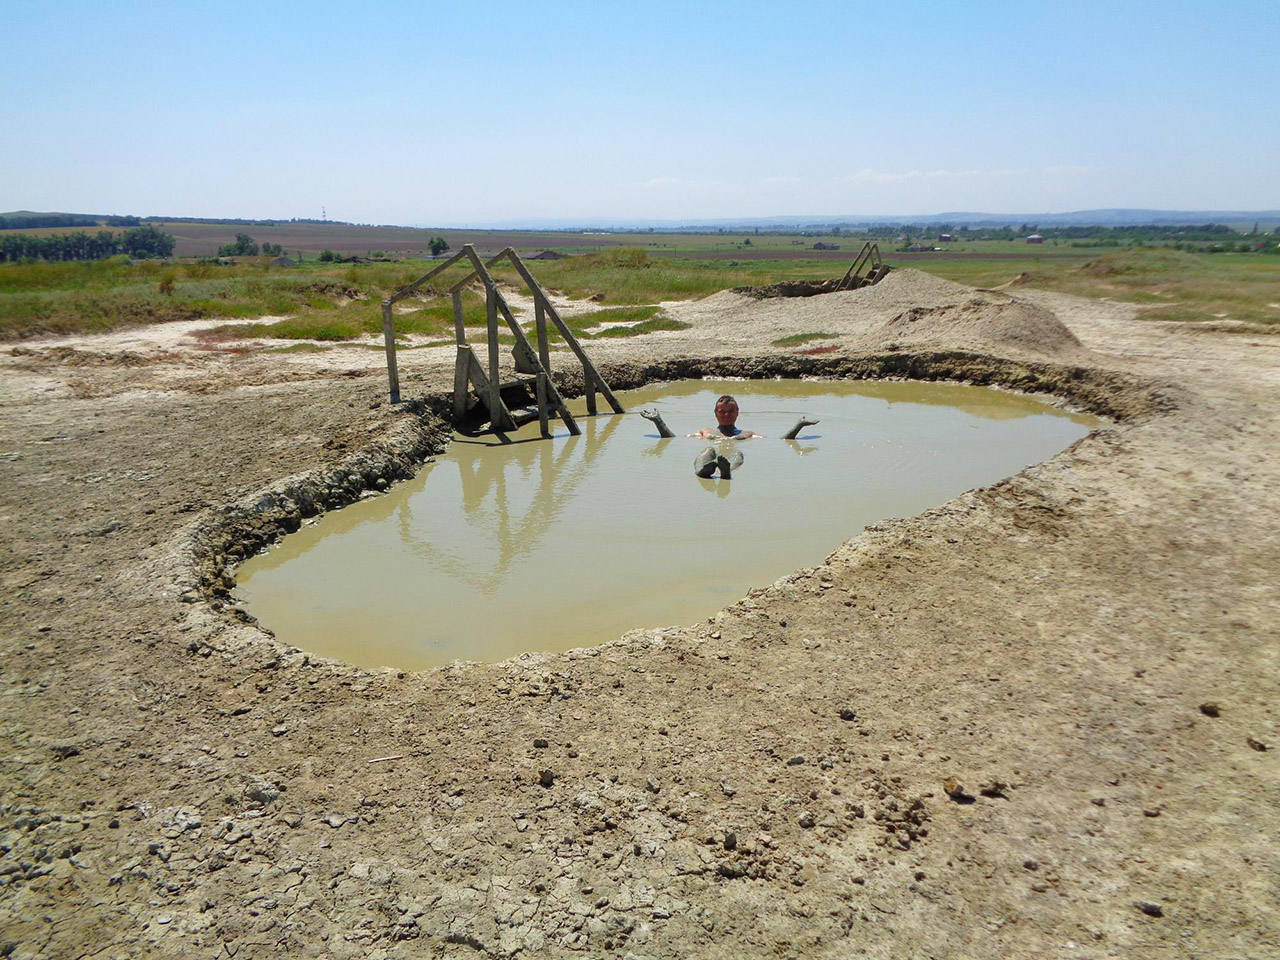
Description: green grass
xmin=268 ymin=342 xmax=332 ymax=353
xmin=771 ymin=331 xmax=840 ymax=348
xmin=193 ymin=289 xmax=490 ymax=342
xmin=3 ymin=243 xmax=1277 ymax=341
xmin=587 ymin=315 xmax=690 ymax=338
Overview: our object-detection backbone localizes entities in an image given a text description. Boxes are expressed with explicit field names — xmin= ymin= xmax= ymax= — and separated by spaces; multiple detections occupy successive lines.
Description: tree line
xmin=0 ymin=225 xmax=176 ymax=262
xmin=0 ymin=213 xmax=143 ymax=230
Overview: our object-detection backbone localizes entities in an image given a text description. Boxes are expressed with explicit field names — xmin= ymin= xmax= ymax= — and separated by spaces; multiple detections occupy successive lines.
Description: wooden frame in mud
xmin=380 ymin=244 xmax=624 ymax=437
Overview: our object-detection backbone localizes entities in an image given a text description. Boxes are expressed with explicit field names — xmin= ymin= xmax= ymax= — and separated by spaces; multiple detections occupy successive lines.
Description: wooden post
xmin=381 ymin=300 xmax=400 ymax=403
xmin=486 ymin=285 xmax=503 ymax=430
xmin=453 ymin=345 xmax=471 ymax=421
xmin=534 ymin=298 xmax=551 ymax=373
xmin=585 ymin=370 xmax=597 ymax=416
xmin=536 ymin=372 xmax=550 ymax=438
xmin=452 ymin=289 xmax=466 ymax=344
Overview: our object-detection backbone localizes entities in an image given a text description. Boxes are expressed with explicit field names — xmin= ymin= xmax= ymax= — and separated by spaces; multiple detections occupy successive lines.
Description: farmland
xmin=1 ymin=223 xmax=1277 ymax=342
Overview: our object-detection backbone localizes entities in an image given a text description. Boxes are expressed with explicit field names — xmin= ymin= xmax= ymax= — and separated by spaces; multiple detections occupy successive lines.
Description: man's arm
xmin=639 ymin=409 xmax=675 ymax=439
xmin=782 ymin=418 xmax=819 ymax=440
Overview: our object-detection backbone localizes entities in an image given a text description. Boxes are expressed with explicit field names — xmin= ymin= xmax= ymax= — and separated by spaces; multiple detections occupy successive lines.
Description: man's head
xmin=714 ymin=394 xmax=739 ymax=427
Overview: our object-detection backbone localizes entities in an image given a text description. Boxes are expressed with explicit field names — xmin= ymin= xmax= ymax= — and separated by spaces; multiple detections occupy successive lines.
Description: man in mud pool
xmin=640 ymin=394 xmax=818 ymax=479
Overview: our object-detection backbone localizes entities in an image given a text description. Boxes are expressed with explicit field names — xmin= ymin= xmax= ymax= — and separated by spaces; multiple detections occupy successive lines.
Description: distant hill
xmin=0 ymin=211 xmax=110 ymax=230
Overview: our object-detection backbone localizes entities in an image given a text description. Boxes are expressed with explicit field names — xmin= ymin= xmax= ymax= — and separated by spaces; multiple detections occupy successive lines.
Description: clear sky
xmin=3 ymin=0 xmax=1276 ymax=224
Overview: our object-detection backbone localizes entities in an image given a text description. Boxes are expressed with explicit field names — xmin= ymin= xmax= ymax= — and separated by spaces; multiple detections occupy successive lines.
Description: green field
xmin=1 ymin=240 xmax=1276 ymax=342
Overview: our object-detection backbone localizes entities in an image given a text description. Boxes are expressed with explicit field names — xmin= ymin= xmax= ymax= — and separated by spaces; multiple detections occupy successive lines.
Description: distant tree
xmin=429 ymin=236 xmax=450 ymax=257
xmin=217 ymin=233 xmax=259 ymax=257
xmin=318 ymin=249 xmax=338 ymax=262
xmin=742 ymin=238 xmax=752 ymax=246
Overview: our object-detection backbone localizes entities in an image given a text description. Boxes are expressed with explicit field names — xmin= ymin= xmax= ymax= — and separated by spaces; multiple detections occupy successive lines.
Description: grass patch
xmin=1137 ymin=307 xmax=1219 ymax=323
xmin=587 ymin=316 xmax=690 ymax=338
xmin=521 ymin=305 xmax=686 ymax=341
xmin=268 ymin=342 xmax=332 ymax=353
xmin=771 ymin=331 xmax=839 ymax=348
xmin=194 ymin=290 xmax=489 ymax=342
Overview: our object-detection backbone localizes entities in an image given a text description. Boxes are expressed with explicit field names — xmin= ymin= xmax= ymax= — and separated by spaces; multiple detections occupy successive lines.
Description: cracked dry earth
xmin=0 ymin=279 xmax=1277 ymax=959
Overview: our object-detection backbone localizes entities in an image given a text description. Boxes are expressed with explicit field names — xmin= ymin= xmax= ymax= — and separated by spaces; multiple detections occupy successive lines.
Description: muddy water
xmin=236 ymin=380 xmax=1096 ymax=670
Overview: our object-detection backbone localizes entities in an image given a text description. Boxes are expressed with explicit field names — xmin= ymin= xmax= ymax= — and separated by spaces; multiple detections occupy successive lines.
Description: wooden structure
xmin=838 ymin=241 xmax=889 ymax=289
xmin=380 ymin=245 xmax=623 ymax=437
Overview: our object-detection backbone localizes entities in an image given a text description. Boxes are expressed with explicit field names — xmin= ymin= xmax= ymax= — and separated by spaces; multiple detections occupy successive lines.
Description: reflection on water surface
xmin=236 ymin=379 xmax=1096 ymax=669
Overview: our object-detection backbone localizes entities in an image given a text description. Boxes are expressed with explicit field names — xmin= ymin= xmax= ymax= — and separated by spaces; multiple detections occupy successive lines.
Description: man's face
xmin=714 ymin=398 xmax=739 ymax=427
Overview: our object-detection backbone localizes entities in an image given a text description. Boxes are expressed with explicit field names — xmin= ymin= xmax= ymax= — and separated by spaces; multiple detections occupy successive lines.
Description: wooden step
xmin=498 ymin=375 xmax=539 ymax=391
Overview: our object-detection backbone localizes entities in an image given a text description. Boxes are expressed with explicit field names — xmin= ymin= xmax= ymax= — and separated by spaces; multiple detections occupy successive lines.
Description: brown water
xmin=236 ymin=380 xmax=1096 ymax=670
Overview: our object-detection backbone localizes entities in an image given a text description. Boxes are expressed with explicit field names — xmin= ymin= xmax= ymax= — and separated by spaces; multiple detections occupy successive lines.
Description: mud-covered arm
xmin=639 ymin=409 xmax=675 ymax=439
xmin=782 ymin=417 xmax=819 ymax=440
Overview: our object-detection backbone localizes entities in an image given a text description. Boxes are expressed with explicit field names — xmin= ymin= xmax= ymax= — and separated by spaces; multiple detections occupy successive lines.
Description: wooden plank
xmin=381 ymin=300 xmax=400 ymax=403
xmin=585 ymin=371 xmax=597 ymax=416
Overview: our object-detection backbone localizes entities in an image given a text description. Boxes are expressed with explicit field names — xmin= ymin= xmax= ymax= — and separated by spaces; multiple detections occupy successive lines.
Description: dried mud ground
xmin=0 ymin=274 xmax=1277 ymax=959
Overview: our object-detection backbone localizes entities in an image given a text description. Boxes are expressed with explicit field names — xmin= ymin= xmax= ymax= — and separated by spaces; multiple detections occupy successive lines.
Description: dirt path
xmin=0 ymin=275 xmax=1276 ymax=959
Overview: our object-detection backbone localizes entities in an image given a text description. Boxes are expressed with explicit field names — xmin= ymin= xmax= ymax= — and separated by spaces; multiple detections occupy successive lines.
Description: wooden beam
xmin=386 ymin=247 xmax=471 ymax=305
xmin=381 ymin=300 xmax=400 ymax=403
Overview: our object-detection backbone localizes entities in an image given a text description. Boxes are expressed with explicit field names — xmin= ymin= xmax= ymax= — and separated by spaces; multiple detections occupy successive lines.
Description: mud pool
xmin=235 ymin=380 xmax=1096 ymax=669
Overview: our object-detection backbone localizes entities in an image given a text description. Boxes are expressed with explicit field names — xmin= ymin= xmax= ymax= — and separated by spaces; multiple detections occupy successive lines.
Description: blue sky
xmin=3 ymin=0 xmax=1276 ymax=223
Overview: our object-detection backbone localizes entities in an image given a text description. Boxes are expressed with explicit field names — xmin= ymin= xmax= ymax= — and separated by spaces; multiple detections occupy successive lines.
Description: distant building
xmin=1026 ymin=234 xmax=1045 ymax=244
xmin=938 ymin=234 xmax=953 ymax=242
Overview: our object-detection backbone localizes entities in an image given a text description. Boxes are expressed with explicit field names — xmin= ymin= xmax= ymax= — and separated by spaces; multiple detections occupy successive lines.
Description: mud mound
xmin=844 ymin=267 xmax=974 ymax=309
xmin=985 ymin=271 xmax=1040 ymax=290
xmin=879 ymin=296 xmax=1084 ymax=358
xmin=732 ymin=278 xmax=847 ymax=299
xmin=8 ymin=345 xmax=173 ymax=367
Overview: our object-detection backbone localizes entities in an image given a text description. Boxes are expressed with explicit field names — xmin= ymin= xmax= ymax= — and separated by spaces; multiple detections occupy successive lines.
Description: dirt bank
xmin=0 ymin=276 xmax=1276 ymax=959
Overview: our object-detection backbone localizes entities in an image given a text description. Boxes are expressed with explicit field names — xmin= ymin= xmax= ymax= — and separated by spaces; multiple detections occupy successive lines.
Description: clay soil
xmin=0 ymin=271 xmax=1276 ymax=959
